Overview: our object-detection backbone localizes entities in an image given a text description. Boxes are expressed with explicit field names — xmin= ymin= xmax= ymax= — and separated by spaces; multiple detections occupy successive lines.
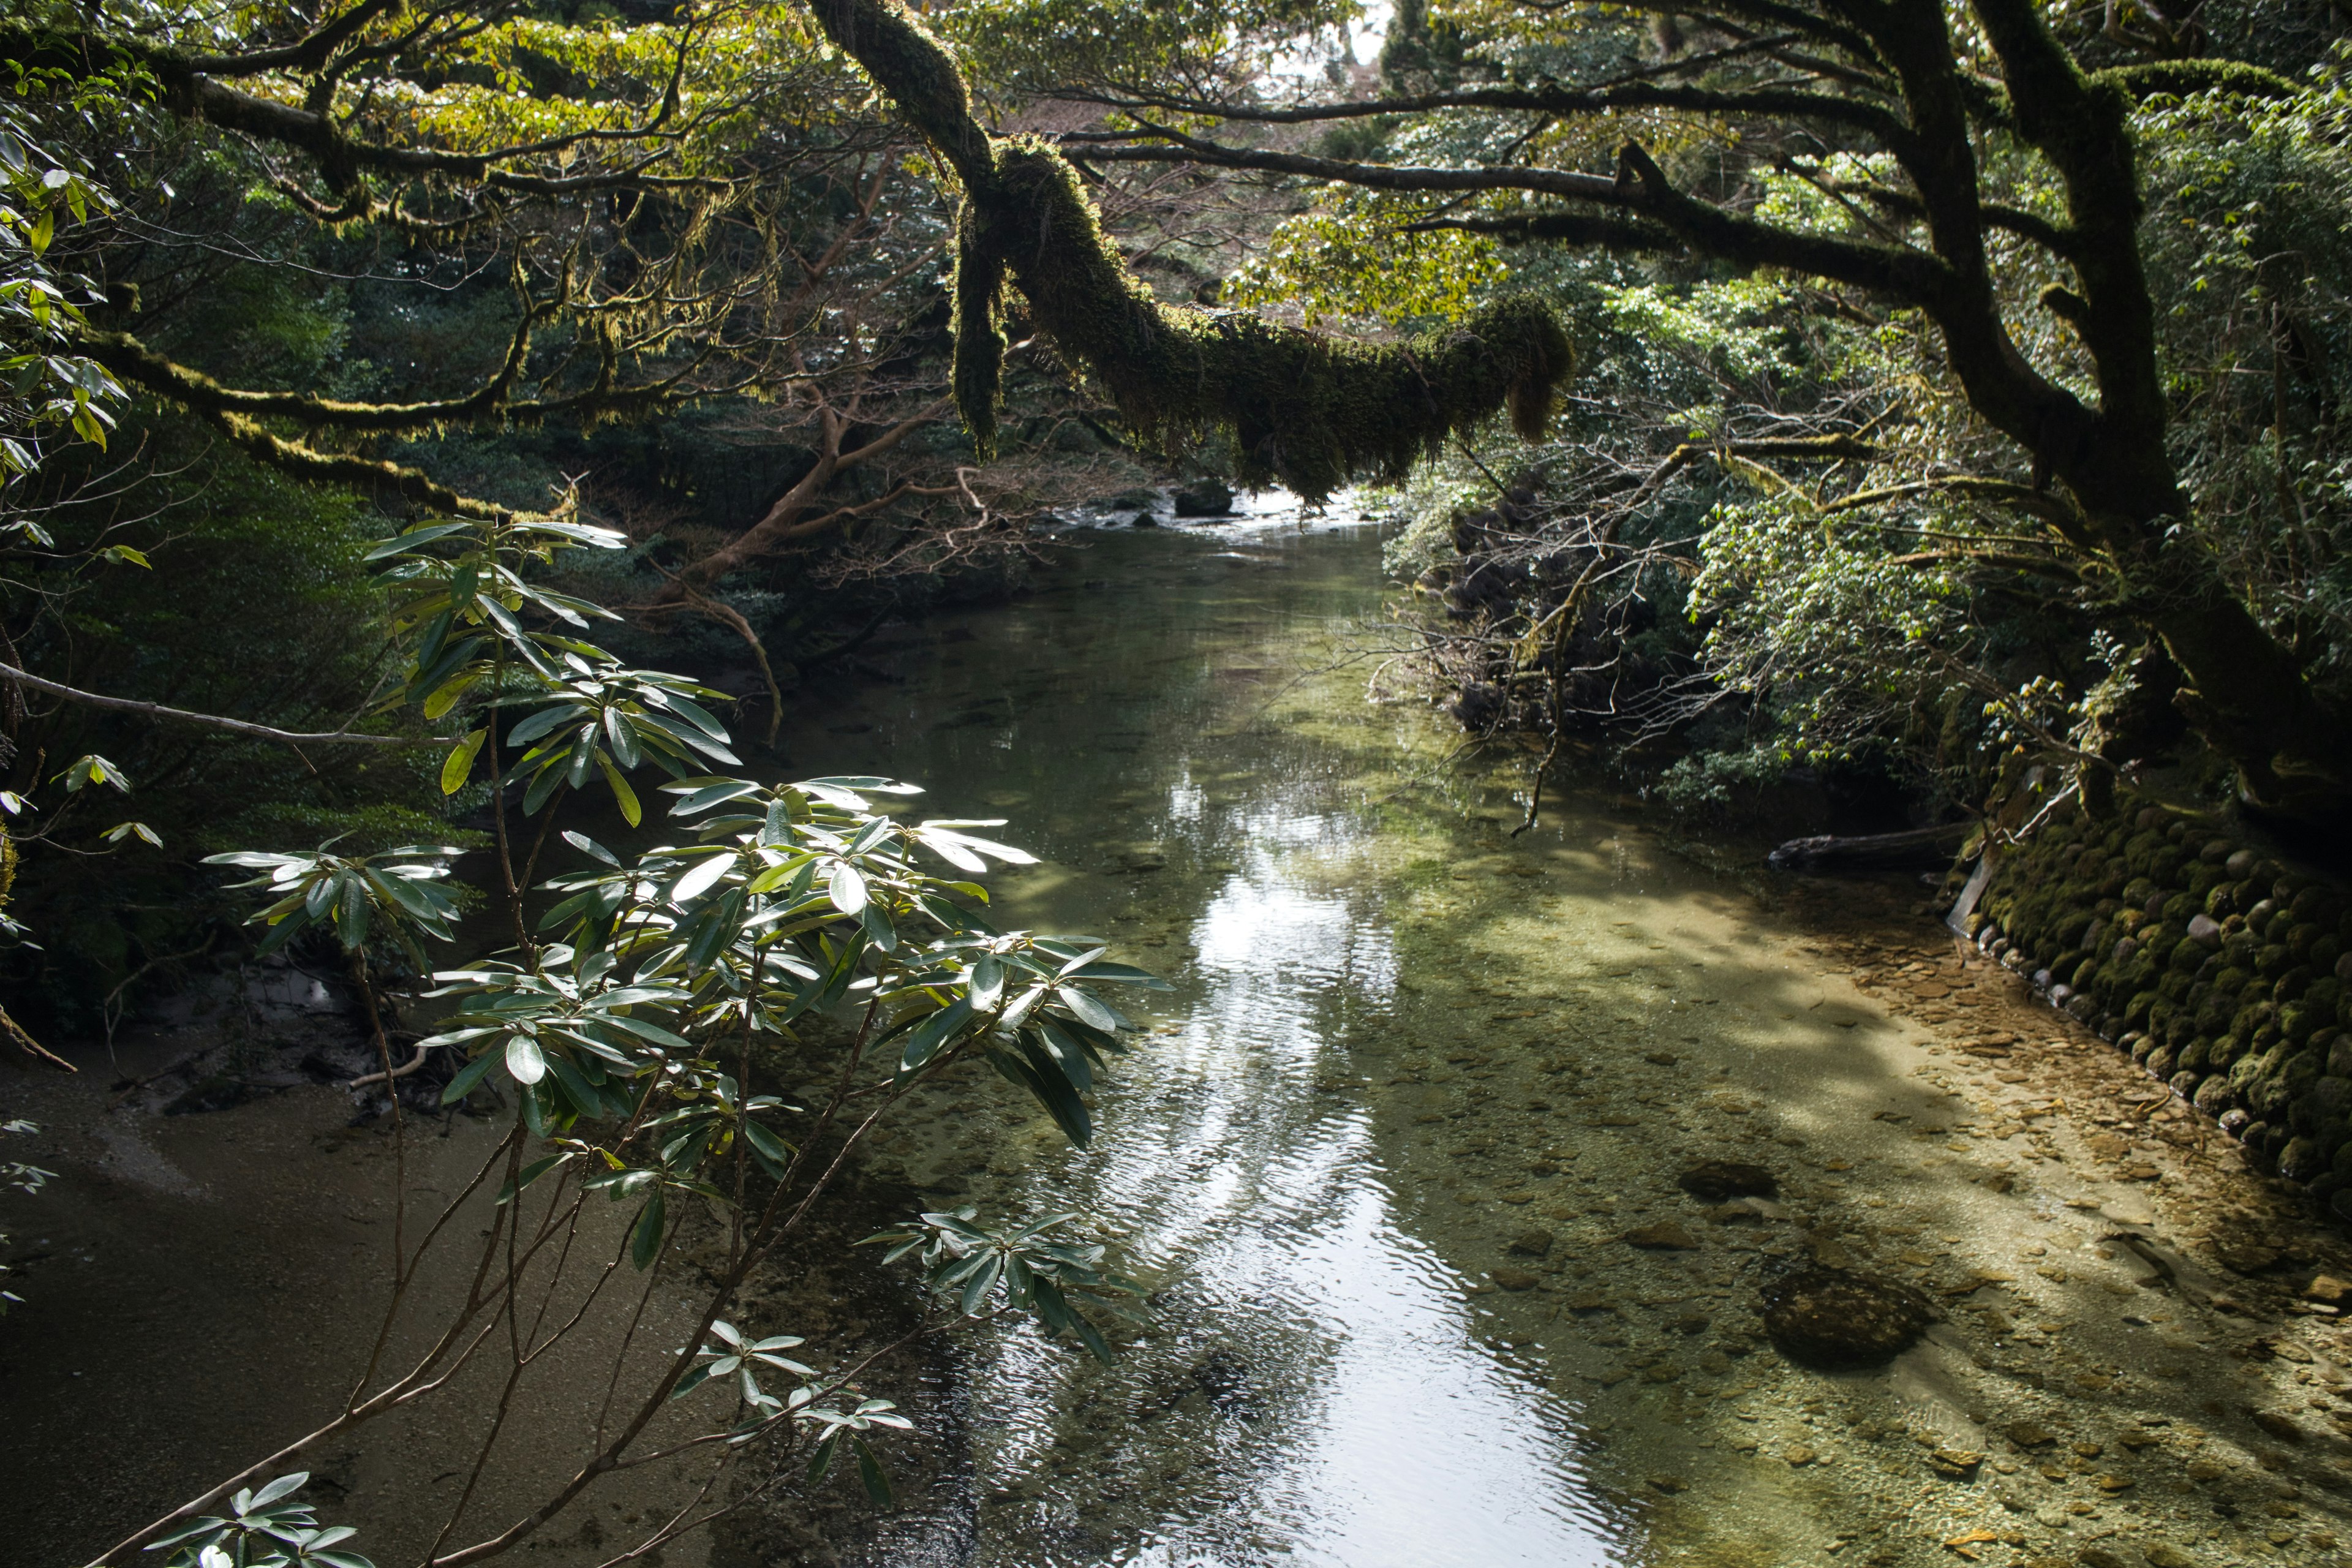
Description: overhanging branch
xmin=0 ymin=662 xmax=431 ymax=748
xmin=799 ymin=0 xmax=1578 ymax=502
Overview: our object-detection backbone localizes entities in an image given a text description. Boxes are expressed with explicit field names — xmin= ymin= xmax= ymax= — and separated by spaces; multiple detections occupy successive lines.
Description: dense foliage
xmin=997 ymin=0 xmax=2352 ymax=832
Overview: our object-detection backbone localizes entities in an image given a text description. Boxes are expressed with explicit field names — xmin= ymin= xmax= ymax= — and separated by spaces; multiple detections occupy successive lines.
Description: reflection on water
xmin=776 ymin=507 xmax=1629 ymax=1564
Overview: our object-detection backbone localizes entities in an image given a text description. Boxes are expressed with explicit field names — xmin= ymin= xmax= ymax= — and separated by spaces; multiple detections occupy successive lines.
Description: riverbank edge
xmin=1950 ymin=786 xmax=2352 ymax=1215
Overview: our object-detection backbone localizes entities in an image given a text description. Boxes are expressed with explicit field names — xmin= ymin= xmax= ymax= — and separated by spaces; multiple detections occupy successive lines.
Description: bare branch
xmin=0 ymin=660 xmax=431 ymax=748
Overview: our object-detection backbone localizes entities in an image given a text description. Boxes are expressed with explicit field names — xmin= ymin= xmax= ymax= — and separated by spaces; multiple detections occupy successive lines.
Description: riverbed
xmin=7 ymin=503 xmax=2352 ymax=1568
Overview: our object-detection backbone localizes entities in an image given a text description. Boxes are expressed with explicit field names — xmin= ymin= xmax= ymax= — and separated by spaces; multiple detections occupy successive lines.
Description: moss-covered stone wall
xmin=1962 ymin=793 xmax=2352 ymax=1203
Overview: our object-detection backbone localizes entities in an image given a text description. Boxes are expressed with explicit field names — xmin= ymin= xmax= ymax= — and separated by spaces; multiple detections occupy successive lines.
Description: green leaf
xmin=741 ymin=1118 xmax=793 ymax=1177
xmin=1064 ymin=960 xmax=1167 ymax=988
xmin=665 ymin=778 xmax=761 ymax=817
xmin=440 ymin=729 xmax=487 ymax=796
xmin=496 ymin=1153 xmax=572 ymax=1204
xmin=1057 ymin=985 xmax=1120 ymax=1033
xmin=828 ymin=860 xmax=869 ymax=916
xmin=1008 ymin=1039 xmax=1092 ymax=1148
xmin=899 ymin=996 xmax=973 ymax=1076
xmin=630 ymin=1191 xmax=666 ymax=1270
xmin=671 ymin=851 xmax=735 ymax=905
xmin=561 ymin=831 xmax=621 ymax=866
xmin=545 ymin=1052 xmax=606 ymax=1120
xmin=365 ymin=522 xmax=472 ymax=561
xmin=957 ymin=1252 xmax=1002 ymax=1316
xmin=597 ymin=753 xmax=642 ymax=827
xmin=853 ymin=1437 xmax=894 ymax=1508
xmin=440 ymin=1050 xmax=499 ymax=1105
xmin=605 ymin=706 xmax=643 ymax=771
xmin=507 ymin=703 xmax=589 ymax=749
xmin=521 ymin=758 xmax=570 ymax=815
xmin=506 ymin=1035 xmax=548 ymax=1086
xmin=861 ymin=898 xmax=898 ymax=952
xmin=421 ymin=669 xmax=482 ymax=722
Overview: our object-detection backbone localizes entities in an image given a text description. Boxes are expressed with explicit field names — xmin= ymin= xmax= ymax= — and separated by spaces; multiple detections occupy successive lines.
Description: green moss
xmin=805 ymin=0 xmax=1572 ymax=495
xmin=944 ymin=143 xmax=1573 ymax=499
xmin=951 ymin=211 xmax=1009 ymax=460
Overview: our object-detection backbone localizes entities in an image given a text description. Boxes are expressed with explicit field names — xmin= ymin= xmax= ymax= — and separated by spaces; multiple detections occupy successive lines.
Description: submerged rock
xmin=1506 ymin=1228 xmax=1554 ymax=1256
xmin=1676 ymin=1160 xmax=1779 ymax=1200
xmin=1622 ymin=1222 xmax=1701 ymax=1250
xmin=1759 ymin=1267 xmax=1936 ymax=1368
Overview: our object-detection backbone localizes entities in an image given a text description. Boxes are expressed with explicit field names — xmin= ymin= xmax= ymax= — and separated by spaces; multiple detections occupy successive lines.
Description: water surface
xmin=771 ymin=508 xmax=1648 ymax=1564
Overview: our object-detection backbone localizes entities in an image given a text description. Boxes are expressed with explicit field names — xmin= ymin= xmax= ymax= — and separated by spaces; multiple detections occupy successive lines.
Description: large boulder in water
xmin=1172 ymin=480 xmax=1236 ymax=516
xmin=1760 ymin=1267 xmax=1936 ymax=1368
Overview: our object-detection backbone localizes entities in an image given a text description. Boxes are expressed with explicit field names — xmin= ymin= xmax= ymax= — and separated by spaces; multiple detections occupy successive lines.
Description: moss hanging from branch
xmin=806 ymin=0 xmax=1573 ymax=500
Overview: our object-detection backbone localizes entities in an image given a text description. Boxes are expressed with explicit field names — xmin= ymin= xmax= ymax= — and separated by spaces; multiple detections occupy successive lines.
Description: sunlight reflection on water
xmin=832 ymin=507 xmax=1631 ymax=1566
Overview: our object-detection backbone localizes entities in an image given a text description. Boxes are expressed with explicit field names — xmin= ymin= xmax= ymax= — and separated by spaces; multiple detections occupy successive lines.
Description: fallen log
xmin=1766 ymin=821 xmax=1973 ymax=872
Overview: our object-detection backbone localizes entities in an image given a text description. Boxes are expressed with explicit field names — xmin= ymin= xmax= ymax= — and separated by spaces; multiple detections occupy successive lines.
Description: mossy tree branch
xmin=0 ymin=21 xmax=716 ymax=199
xmin=801 ymin=0 xmax=1575 ymax=501
xmin=1062 ymin=78 xmax=1918 ymax=147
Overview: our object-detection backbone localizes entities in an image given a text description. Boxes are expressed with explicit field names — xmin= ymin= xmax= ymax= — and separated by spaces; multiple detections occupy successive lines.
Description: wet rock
xmin=2247 ymin=1408 xmax=2306 ymax=1442
xmin=1676 ymin=1160 xmax=1779 ymax=1200
xmin=1622 ymin=1222 xmax=1700 ymax=1250
xmin=1506 ymin=1229 xmax=1554 ymax=1256
xmin=1171 ymin=480 xmax=1235 ymax=517
xmin=2304 ymin=1273 xmax=2352 ymax=1305
xmin=1490 ymin=1266 xmax=1542 ymax=1291
xmin=1931 ymin=1447 xmax=1984 ymax=1478
xmin=1760 ymin=1267 xmax=1937 ymax=1368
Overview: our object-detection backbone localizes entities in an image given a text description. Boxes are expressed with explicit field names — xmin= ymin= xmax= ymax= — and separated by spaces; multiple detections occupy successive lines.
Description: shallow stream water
xmin=741 ymin=500 xmax=2352 ymax=1568
xmin=10 ymin=501 xmax=2350 ymax=1568
xmin=775 ymin=505 xmax=1635 ymax=1565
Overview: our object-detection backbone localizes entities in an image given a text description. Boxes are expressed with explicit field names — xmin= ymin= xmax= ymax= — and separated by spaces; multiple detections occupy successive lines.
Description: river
xmin=770 ymin=502 xmax=1632 ymax=1566
xmin=6 ymin=500 xmax=2344 ymax=1568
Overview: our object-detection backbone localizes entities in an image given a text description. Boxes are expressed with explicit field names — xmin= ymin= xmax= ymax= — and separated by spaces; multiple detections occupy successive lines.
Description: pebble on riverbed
xmin=1676 ymin=1159 xmax=1779 ymax=1200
